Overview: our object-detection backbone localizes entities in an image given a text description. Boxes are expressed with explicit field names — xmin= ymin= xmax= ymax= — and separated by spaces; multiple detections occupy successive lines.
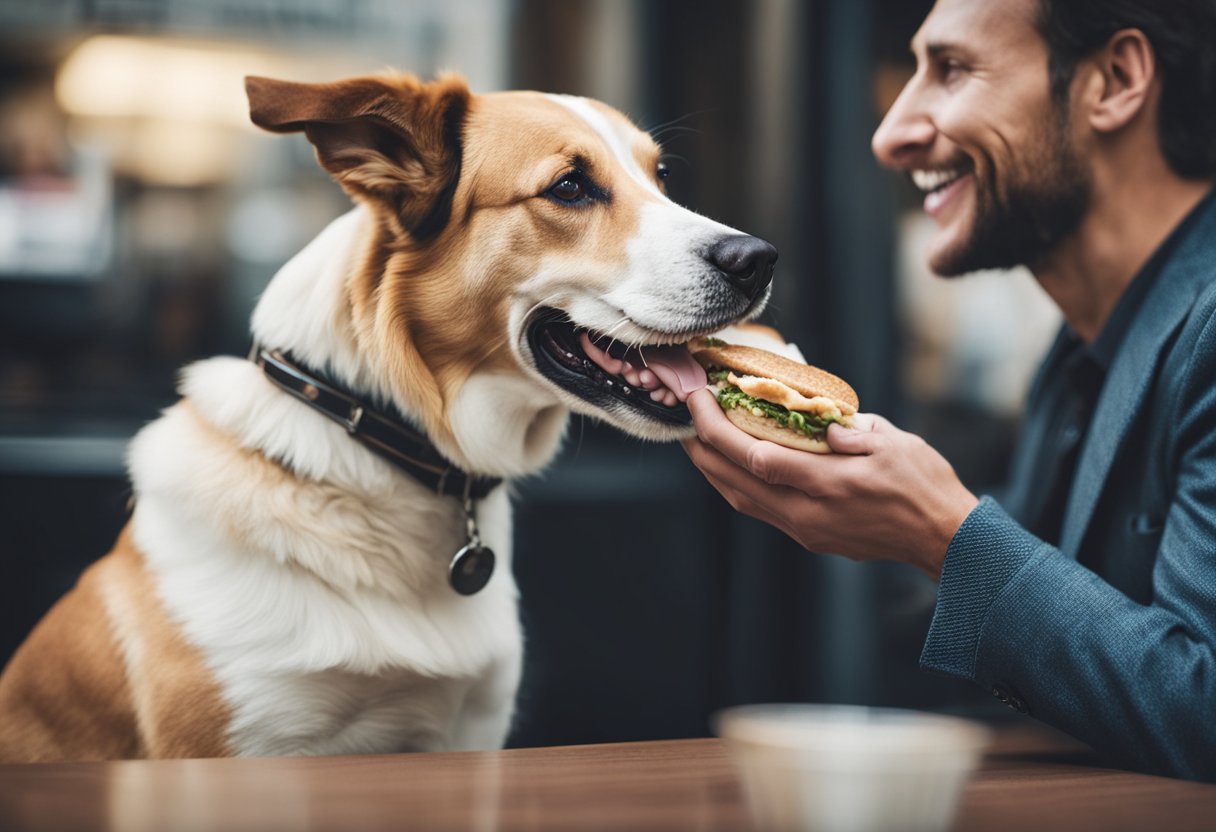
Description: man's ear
xmin=1086 ymin=28 xmax=1156 ymax=133
xmin=245 ymin=73 xmax=470 ymax=241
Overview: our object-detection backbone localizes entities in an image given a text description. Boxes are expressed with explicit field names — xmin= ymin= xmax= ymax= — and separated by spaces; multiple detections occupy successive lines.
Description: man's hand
xmin=681 ymin=388 xmax=980 ymax=580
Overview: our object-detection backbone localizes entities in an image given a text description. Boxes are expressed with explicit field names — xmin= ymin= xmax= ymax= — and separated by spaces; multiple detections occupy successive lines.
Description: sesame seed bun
xmin=691 ymin=343 xmax=859 ymax=411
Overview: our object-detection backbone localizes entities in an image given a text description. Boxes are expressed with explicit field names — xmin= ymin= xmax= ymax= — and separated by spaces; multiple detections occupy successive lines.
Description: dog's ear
xmin=245 ymin=73 xmax=469 ymax=242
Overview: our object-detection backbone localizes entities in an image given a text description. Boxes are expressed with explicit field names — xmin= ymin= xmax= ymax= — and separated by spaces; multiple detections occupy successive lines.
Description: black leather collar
xmin=252 ymin=347 xmax=502 ymax=500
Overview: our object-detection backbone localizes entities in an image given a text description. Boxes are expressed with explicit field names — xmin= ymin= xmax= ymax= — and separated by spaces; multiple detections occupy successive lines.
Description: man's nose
xmin=871 ymin=84 xmax=936 ymax=169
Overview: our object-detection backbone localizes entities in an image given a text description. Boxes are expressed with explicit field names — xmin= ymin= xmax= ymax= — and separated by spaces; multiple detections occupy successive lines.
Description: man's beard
xmin=932 ymin=114 xmax=1091 ymax=277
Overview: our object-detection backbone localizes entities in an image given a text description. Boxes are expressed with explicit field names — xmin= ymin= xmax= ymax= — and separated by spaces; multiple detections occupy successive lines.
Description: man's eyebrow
xmin=924 ymin=41 xmax=973 ymax=60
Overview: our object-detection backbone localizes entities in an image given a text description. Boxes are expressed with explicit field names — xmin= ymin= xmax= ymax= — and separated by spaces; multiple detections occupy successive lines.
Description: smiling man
xmin=683 ymin=0 xmax=1216 ymax=780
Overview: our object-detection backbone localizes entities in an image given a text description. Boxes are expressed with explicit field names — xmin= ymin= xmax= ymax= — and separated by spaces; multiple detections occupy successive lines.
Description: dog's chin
xmin=521 ymin=307 xmax=717 ymax=442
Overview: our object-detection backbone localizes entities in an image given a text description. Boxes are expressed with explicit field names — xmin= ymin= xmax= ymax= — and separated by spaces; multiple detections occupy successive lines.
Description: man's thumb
xmin=826 ymin=414 xmax=879 ymax=455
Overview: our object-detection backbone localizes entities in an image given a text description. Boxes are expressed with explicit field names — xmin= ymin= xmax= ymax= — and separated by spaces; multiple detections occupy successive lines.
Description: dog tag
xmin=449 ymin=544 xmax=495 ymax=595
xmin=450 ymin=490 xmax=495 ymax=595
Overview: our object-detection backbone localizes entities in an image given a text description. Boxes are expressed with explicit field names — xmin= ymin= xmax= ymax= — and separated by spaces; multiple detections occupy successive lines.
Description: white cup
xmin=715 ymin=704 xmax=991 ymax=832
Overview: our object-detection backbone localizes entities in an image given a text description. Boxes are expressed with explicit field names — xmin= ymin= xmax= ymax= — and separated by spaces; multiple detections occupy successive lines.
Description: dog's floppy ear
xmin=245 ymin=73 xmax=469 ymax=242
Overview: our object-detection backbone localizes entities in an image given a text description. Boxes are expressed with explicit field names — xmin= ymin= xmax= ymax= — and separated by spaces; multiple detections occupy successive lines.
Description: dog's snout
xmin=708 ymin=236 xmax=778 ymax=300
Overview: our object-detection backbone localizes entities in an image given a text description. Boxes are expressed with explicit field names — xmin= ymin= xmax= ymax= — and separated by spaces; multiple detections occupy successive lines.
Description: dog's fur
xmin=0 ymin=73 xmax=769 ymax=761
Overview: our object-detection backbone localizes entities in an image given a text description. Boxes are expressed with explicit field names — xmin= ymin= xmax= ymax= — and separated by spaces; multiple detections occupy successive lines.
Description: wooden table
xmin=2 ymin=726 xmax=1214 ymax=831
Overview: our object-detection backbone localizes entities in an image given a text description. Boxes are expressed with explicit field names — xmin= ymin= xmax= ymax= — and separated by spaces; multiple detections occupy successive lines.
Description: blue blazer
xmin=921 ymin=191 xmax=1216 ymax=781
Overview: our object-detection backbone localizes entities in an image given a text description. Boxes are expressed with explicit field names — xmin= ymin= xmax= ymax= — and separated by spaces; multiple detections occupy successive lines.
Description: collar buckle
xmin=345 ymin=405 xmax=365 ymax=435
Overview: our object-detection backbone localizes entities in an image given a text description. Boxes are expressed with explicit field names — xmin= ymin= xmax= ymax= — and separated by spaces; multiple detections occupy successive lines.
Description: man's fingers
xmin=681 ymin=434 xmax=744 ymax=488
xmin=684 ymin=435 xmax=811 ymax=511
xmin=825 ymin=412 xmax=892 ymax=455
xmin=688 ymin=388 xmax=846 ymax=492
xmin=685 ymin=387 xmax=723 ymax=424
xmin=700 ymin=470 xmax=798 ymax=536
xmin=826 ymin=423 xmax=874 ymax=454
xmin=862 ymin=413 xmax=896 ymax=432
xmin=851 ymin=413 xmax=879 ymax=433
xmin=742 ymin=441 xmax=838 ymax=493
xmin=685 ymin=388 xmax=762 ymax=469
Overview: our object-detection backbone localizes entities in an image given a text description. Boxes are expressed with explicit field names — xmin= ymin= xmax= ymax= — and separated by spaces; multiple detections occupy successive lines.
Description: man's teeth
xmin=911 ymin=169 xmax=964 ymax=193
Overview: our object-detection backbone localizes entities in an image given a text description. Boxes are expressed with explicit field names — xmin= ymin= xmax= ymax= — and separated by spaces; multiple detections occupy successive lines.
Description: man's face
xmin=871 ymin=0 xmax=1091 ymax=276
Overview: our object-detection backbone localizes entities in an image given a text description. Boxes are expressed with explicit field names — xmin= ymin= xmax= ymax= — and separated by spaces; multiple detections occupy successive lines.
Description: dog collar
xmin=252 ymin=346 xmax=501 ymax=595
xmin=251 ymin=346 xmax=503 ymax=502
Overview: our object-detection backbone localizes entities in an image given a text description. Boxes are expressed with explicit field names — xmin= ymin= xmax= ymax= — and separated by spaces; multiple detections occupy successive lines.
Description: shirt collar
xmin=1085 ymin=186 xmax=1216 ymax=371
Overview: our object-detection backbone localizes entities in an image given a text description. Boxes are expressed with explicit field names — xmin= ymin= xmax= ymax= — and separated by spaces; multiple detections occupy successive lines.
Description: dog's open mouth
xmin=526 ymin=308 xmax=708 ymax=426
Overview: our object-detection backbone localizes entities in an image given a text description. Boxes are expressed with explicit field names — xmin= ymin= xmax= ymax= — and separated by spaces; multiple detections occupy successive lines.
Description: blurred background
xmin=0 ymin=0 xmax=1061 ymax=746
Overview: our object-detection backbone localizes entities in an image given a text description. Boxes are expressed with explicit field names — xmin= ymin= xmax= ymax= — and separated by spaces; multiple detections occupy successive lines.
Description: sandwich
xmin=690 ymin=337 xmax=859 ymax=453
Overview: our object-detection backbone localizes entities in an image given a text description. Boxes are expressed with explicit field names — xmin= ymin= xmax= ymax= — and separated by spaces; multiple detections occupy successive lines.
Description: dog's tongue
xmin=641 ymin=344 xmax=706 ymax=402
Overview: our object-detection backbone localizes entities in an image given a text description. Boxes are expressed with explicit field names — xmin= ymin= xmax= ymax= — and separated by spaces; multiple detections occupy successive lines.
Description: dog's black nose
xmin=708 ymin=236 xmax=778 ymax=300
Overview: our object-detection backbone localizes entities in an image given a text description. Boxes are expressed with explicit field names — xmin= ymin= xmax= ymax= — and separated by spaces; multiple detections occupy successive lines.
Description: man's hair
xmin=1036 ymin=0 xmax=1216 ymax=179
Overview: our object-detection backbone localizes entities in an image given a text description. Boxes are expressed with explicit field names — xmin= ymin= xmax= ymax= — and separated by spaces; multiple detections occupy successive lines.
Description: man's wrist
xmin=923 ymin=491 xmax=981 ymax=581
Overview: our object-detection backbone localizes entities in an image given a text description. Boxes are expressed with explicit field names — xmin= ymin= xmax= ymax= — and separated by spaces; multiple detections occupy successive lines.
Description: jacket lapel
xmin=1059 ymin=195 xmax=1216 ymax=558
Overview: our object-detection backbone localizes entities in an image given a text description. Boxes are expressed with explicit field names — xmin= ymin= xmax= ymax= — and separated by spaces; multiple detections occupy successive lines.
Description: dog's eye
xmin=549 ymin=175 xmax=588 ymax=203
xmin=656 ymin=162 xmax=670 ymax=181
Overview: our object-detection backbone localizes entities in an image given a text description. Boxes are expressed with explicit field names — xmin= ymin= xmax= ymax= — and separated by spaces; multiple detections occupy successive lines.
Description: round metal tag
xmin=449 ymin=544 xmax=495 ymax=595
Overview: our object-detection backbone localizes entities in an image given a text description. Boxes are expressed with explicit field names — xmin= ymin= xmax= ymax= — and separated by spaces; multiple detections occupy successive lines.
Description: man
xmin=683 ymin=0 xmax=1216 ymax=780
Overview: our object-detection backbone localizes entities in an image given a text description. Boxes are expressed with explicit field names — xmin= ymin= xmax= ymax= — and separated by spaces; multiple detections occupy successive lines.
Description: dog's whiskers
xmin=598 ymin=317 xmax=632 ymax=353
xmin=521 ymin=295 xmax=568 ymax=328
xmin=644 ymin=110 xmax=707 ymax=139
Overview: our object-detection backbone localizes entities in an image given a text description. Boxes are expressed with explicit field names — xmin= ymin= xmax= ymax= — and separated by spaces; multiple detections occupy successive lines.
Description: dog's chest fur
xmin=119 ymin=209 xmax=524 ymax=756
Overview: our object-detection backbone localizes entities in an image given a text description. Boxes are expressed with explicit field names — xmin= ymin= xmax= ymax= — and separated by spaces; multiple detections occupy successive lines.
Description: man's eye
xmin=940 ymin=58 xmax=967 ymax=82
xmin=549 ymin=175 xmax=588 ymax=203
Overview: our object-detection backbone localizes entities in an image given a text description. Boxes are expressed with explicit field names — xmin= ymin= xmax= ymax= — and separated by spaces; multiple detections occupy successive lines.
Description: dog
xmin=0 ymin=72 xmax=776 ymax=761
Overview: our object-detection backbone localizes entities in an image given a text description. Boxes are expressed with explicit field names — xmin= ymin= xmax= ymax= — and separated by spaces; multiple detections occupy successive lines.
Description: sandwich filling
xmin=707 ymin=369 xmax=854 ymax=441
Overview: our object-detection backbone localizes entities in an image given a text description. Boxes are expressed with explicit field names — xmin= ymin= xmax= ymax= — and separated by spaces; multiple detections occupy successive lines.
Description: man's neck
xmin=1033 ymin=176 xmax=1212 ymax=344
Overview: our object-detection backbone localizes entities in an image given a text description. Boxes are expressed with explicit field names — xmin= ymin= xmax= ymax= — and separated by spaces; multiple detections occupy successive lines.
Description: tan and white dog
xmin=0 ymin=72 xmax=775 ymax=761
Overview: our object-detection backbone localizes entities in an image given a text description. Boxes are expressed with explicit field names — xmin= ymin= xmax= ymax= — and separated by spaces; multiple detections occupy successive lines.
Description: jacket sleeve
xmin=921 ymin=316 xmax=1216 ymax=782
